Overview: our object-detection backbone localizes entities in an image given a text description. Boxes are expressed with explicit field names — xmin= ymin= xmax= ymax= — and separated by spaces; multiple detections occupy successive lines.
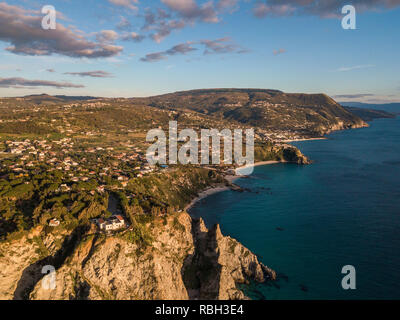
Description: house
xmin=98 ymin=215 xmax=125 ymax=232
xmin=49 ymin=219 xmax=60 ymax=227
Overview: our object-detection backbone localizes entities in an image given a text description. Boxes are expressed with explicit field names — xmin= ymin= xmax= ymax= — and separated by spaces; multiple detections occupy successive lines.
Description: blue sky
xmin=0 ymin=0 xmax=399 ymax=102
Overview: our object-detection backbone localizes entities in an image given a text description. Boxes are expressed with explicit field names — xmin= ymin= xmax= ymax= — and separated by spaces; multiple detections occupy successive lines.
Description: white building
xmin=98 ymin=215 xmax=125 ymax=232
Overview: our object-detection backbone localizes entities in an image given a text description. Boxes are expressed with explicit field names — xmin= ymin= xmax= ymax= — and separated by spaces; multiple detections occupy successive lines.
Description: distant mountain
xmin=131 ymin=88 xmax=366 ymax=137
xmin=54 ymin=95 xmax=99 ymax=101
xmin=340 ymin=102 xmax=400 ymax=114
xmin=343 ymin=106 xmax=396 ymax=121
xmin=21 ymin=94 xmax=98 ymax=104
xmin=2 ymin=89 xmax=374 ymax=138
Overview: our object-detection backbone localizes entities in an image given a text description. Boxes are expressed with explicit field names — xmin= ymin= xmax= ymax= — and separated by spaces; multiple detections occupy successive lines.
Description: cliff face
xmin=314 ymin=119 xmax=368 ymax=136
xmin=0 ymin=231 xmax=41 ymax=300
xmin=0 ymin=225 xmax=88 ymax=300
xmin=182 ymin=219 xmax=275 ymax=300
xmin=0 ymin=212 xmax=275 ymax=300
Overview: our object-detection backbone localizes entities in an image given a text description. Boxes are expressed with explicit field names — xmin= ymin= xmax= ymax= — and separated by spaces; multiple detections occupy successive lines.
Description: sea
xmin=188 ymin=115 xmax=400 ymax=299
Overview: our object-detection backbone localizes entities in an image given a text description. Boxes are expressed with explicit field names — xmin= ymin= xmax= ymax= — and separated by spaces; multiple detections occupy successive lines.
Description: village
xmin=0 ymin=137 xmax=164 ymax=188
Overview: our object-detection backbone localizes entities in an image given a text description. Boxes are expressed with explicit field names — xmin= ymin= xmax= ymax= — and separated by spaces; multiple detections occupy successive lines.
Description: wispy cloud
xmin=333 ymin=93 xmax=375 ymax=99
xmin=254 ymin=3 xmax=295 ymax=18
xmin=121 ymin=32 xmax=145 ymax=42
xmin=108 ymin=0 xmax=139 ymax=11
xmin=142 ymin=9 xmax=186 ymax=43
xmin=64 ymin=70 xmax=114 ymax=78
xmin=0 ymin=77 xmax=84 ymax=88
xmin=273 ymin=48 xmax=286 ymax=55
xmin=336 ymin=64 xmax=375 ymax=72
xmin=253 ymin=0 xmax=400 ymax=19
xmin=334 ymin=92 xmax=400 ymax=103
xmin=201 ymin=37 xmax=245 ymax=55
xmin=161 ymin=0 xmax=219 ymax=23
xmin=116 ymin=16 xmax=133 ymax=30
xmin=96 ymin=30 xmax=120 ymax=43
xmin=140 ymin=37 xmax=248 ymax=62
xmin=141 ymin=0 xmax=241 ymax=43
xmin=140 ymin=42 xmax=197 ymax=62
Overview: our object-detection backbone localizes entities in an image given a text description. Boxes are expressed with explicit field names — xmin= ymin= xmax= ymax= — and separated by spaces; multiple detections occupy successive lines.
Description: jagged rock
xmin=0 ymin=212 xmax=276 ymax=300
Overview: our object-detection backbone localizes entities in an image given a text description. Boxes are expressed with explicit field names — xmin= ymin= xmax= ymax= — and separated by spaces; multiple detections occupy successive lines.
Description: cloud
xmin=140 ymin=52 xmax=167 ymax=63
xmin=46 ymin=69 xmax=55 ymax=73
xmin=108 ymin=0 xmax=139 ymax=11
xmin=161 ymin=0 xmax=219 ymax=23
xmin=116 ymin=16 xmax=133 ymax=30
xmin=96 ymin=30 xmax=119 ymax=43
xmin=273 ymin=48 xmax=286 ymax=55
xmin=140 ymin=1 xmax=241 ymax=43
xmin=140 ymin=37 xmax=247 ymax=62
xmin=217 ymin=0 xmax=240 ymax=13
xmin=254 ymin=2 xmax=295 ymax=17
xmin=336 ymin=64 xmax=375 ymax=72
xmin=166 ymin=42 xmax=198 ymax=55
xmin=152 ymin=19 xmax=186 ymax=43
xmin=96 ymin=29 xmax=145 ymax=43
xmin=201 ymin=37 xmax=246 ymax=54
xmin=142 ymin=9 xmax=186 ymax=43
xmin=0 ymin=3 xmax=123 ymax=58
xmin=64 ymin=70 xmax=114 ymax=78
xmin=252 ymin=0 xmax=400 ymax=19
xmin=333 ymin=93 xmax=400 ymax=103
xmin=121 ymin=32 xmax=146 ymax=42
xmin=333 ymin=93 xmax=375 ymax=99
xmin=140 ymin=42 xmax=197 ymax=62
xmin=0 ymin=77 xmax=84 ymax=89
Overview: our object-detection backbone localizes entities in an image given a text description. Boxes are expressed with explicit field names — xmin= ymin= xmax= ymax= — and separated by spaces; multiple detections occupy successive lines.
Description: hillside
xmin=0 ymin=168 xmax=276 ymax=300
xmin=2 ymin=89 xmax=369 ymax=140
xmin=130 ymin=89 xmax=367 ymax=139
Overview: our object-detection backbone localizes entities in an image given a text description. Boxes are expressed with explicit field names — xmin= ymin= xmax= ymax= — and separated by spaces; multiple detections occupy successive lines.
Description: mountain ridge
xmin=1 ymin=88 xmax=371 ymax=139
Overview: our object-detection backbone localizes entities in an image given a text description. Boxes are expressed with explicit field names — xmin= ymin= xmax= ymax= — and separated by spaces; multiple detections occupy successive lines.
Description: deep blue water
xmin=189 ymin=117 xmax=400 ymax=299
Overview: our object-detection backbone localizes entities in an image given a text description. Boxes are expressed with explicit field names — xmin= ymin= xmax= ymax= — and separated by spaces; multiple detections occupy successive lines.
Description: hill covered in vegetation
xmin=131 ymin=88 xmax=367 ymax=139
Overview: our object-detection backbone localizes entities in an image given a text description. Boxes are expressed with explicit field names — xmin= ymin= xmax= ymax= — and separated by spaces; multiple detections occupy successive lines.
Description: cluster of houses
xmin=5 ymin=139 xmax=50 ymax=155
xmin=1 ymin=135 xmax=169 ymax=192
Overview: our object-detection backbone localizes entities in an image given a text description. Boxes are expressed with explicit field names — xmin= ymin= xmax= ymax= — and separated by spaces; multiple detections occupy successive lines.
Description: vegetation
xmin=0 ymin=89 xmax=370 ymax=243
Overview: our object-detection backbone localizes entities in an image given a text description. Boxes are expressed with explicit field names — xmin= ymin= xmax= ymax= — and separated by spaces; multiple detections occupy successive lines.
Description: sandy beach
xmin=236 ymin=160 xmax=284 ymax=173
xmin=185 ymin=161 xmax=286 ymax=212
xmin=184 ymin=185 xmax=230 ymax=211
xmin=282 ymin=137 xmax=327 ymax=143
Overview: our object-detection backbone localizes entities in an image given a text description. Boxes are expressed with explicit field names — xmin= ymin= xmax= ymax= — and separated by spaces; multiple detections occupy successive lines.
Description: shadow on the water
xmin=278 ymin=272 xmax=289 ymax=282
xmin=13 ymin=224 xmax=89 ymax=300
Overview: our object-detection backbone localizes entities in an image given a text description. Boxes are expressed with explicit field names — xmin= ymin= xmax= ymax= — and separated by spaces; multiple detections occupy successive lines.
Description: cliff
xmin=0 ymin=212 xmax=275 ymax=300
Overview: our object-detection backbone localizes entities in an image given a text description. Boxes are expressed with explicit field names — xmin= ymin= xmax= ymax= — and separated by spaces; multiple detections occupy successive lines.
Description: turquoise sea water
xmin=189 ymin=117 xmax=400 ymax=299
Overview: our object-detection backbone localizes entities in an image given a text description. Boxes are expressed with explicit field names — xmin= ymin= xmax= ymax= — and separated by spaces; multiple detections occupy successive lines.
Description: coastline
xmin=282 ymin=137 xmax=327 ymax=143
xmin=185 ymin=160 xmax=286 ymax=212
xmin=184 ymin=185 xmax=230 ymax=212
xmin=235 ymin=160 xmax=285 ymax=174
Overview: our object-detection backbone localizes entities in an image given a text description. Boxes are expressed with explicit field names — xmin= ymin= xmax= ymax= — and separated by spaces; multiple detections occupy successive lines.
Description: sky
xmin=0 ymin=0 xmax=399 ymax=103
